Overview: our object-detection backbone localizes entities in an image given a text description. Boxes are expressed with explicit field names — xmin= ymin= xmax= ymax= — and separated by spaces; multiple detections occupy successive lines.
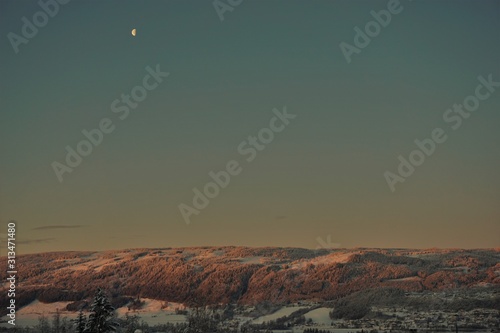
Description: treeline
xmin=243 ymin=306 xmax=317 ymax=331
xmin=327 ymin=287 xmax=500 ymax=320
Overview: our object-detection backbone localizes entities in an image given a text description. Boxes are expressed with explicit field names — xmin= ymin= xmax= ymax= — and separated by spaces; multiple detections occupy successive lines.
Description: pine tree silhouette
xmin=74 ymin=310 xmax=86 ymax=333
xmin=84 ymin=288 xmax=118 ymax=333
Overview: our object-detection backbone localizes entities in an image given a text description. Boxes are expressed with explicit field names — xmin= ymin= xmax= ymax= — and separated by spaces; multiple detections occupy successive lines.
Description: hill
xmin=1 ymin=247 xmax=499 ymax=315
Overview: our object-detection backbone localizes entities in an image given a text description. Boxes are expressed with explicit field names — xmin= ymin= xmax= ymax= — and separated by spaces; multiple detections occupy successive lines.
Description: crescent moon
xmin=131 ymin=28 xmax=136 ymax=37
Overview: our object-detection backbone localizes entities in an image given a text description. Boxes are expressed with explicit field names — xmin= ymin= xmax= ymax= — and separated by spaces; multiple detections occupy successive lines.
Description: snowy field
xmin=1 ymin=298 xmax=187 ymax=328
xmin=2 ymin=300 xmax=490 ymax=333
xmin=304 ymin=307 xmax=332 ymax=325
xmin=251 ymin=305 xmax=308 ymax=324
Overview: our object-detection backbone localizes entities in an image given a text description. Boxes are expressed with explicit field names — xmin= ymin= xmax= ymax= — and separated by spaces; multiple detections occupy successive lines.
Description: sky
xmin=0 ymin=0 xmax=499 ymax=254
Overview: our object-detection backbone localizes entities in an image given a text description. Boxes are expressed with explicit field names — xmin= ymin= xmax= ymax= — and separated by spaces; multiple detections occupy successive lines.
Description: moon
xmin=131 ymin=28 xmax=136 ymax=37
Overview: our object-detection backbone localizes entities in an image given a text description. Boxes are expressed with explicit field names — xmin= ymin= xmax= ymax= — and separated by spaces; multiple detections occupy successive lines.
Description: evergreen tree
xmin=186 ymin=307 xmax=218 ymax=333
xmin=35 ymin=315 xmax=51 ymax=333
xmin=60 ymin=317 xmax=70 ymax=333
xmin=84 ymin=288 xmax=118 ymax=333
xmin=52 ymin=309 xmax=61 ymax=333
xmin=74 ymin=310 xmax=87 ymax=333
xmin=123 ymin=313 xmax=140 ymax=333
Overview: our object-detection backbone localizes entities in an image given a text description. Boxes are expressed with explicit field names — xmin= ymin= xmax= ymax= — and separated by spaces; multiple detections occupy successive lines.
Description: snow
xmin=291 ymin=252 xmax=353 ymax=269
xmin=251 ymin=306 xmax=308 ymax=324
xmin=1 ymin=298 xmax=188 ymax=328
xmin=115 ymin=298 xmax=188 ymax=325
xmin=116 ymin=298 xmax=183 ymax=314
xmin=15 ymin=300 xmax=72 ymax=316
xmin=3 ymin=300 xmax=77 ymax=327
xmin=239 ymin=256 xmax=265 ymax=264
xmin=304 ymin=307 xmax=332 ymax=325
xmin=52 ymin=252 xmax=153 ymax=272
xmin=388 ymin=276 xmax=421 ymax=282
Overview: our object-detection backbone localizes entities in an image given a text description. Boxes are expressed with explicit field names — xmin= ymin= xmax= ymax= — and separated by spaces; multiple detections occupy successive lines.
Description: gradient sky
xmin=1 ymin=0 xmax=499 ymax=254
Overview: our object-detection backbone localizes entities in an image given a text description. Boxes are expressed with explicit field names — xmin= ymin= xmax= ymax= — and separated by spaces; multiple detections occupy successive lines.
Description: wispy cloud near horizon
xmin=32 ymin=225 xmax=84 ymax=231
xmin=18 ymin=238 xmax=56 ymax=245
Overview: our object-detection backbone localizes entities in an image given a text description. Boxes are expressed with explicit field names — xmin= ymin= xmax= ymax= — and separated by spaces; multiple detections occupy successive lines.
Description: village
xmin=326 ymin=307 xmax=499 ymax=332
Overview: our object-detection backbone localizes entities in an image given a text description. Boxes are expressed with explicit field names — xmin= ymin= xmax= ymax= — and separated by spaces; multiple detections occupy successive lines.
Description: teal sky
xmin=1 ymin=0 xmax=499 ymax=254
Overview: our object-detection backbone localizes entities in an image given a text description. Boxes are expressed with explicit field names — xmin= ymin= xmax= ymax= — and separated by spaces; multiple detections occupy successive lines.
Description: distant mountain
xmin=1 ymin=247 xmax=499 ymax=315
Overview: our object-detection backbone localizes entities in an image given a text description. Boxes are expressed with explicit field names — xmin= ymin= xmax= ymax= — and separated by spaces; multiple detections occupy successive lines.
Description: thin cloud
xmin=32 ymin=225 xmax=84 ymax=231
xmin=109 ymin=235 xmax=145 ymax=240
xmin=18 ymin=238 xmax=55 ymax=245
